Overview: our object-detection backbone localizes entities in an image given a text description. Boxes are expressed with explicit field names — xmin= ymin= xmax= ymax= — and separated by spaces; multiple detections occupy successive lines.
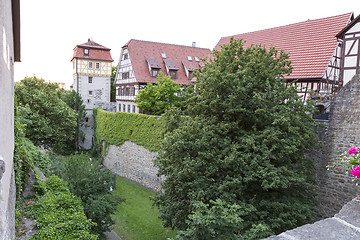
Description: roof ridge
xmin=125 ymin=38 xmax=211 ymax=50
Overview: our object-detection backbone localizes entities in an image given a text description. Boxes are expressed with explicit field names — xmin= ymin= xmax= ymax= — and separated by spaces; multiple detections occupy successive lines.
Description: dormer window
xmin=84 ymin=48 xmax=89 ymax=56
xmin=151 ymin=69 xmax=159 ymax=78
xmin=169 ymin=70 xmax=177 ymax=79
xmin=146 ymin=58 xmax=161 ymax=78
xmin=163 ymin=59 xmax=179 ymax=80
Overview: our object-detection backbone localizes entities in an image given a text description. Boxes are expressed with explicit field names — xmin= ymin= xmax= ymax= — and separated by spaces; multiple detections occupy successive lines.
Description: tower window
xmin=88 ymin=77 xmax=93 ymax=83
xmin=95 ymin=62 xmax=100 ymax=69
xmin=88 ymin=61 xmax=93 ymax=69
xmin=84 ymin=48 xmax=89 ymax=56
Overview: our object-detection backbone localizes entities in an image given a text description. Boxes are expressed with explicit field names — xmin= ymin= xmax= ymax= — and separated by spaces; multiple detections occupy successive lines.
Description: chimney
xmin=88 ymin=38 xmax=91 ymax=42
xmin=192 ymin=42 xmax=196 ymax=47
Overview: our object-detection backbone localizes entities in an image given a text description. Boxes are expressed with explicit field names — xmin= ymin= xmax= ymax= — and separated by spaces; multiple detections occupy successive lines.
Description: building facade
xmin=114 ymin=39 xmax=211 ymax=113
xmin=0 ymin=0 xmax=20 ymax=238
xmin=71 ymin=39 xmax=113 ymax=149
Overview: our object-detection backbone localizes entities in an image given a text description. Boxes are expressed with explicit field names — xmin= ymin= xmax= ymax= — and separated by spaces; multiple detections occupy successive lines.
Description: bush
xmin=52 ymin=153 xmax=122 ymax=235
xmin=27 ymin=175 xmax=98 ymax=240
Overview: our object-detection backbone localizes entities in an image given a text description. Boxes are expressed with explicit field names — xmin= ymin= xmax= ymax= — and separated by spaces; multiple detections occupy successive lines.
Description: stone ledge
xmin=264 ymin=197 xmax=360 ymax=239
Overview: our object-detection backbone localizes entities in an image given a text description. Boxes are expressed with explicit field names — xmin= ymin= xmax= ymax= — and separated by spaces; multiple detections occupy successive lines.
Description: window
xmin=127 ymin=105 xmax=130 ymax=113
xmin=87 ymin=99 xmax=91 ymax=103
xmin=125 ymin=87 xmax=130 ymax=96
xmin=161 ymin=53 xmax=166 ymax=58
xmin=117 ymin=88 xmax=121 ymax=96
xmin=88 ymin=90 xmax=93 ymax=96
xmin=187 ymin=56 xmax=192 ymax=61
xmin=95 ymin=62 xmax=100 ymax=69
xmin=130 ymin=86 xmax=135 ymax=96
xmin=119 ymin=104 xmax=121 ymax=111
xmin=85 ymin=117 xmax=89 ymax=123
xmin=123 ymin=53 xmax=128 ymax=60
xmin=188 ymin=71 xmax=193 ymax=80
xmin=169 ymin=70 xmax=177 ymax=79
xmin=88 ymin=77 xmax=93 ymax=83
xmin=151 ymin=69 xmax=159 ymax=78
xmin=84 ymin=48 xmax=89 ymax=56
xmin=88 ymin=61 xmax=93 ymax=69
xmin=123 ymin=104 xmax=126 ymax=112
xmin=132 ymin=105 xmax=136 ymax=113
xmin=122 ymin=72 xmax=129 ymax=79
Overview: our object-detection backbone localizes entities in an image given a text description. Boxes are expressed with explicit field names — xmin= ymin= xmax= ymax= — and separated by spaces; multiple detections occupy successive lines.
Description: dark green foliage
xmin=58 ymin=89 xmax=87 ymax=148
xmin=111 ymin=65 xmax=117 ymax=102
xmin=27 ymin=175 xmax=98 ymax=239
xmin=155 ymin=38 xmax=317 ymax=238
xmin=135 ymin=72 xmax=184 ymax=115
xmin=15 ymin=76 xmax=79 ymax=154
xmin=14 ymin=96 xmax=30 ymax=198
xmin=52 ymin=153 xmax=122 ymax=235
xmin=94 ymin=108 xmax=165 ymax=152
xmin=175 ymin=199 xmax=270 ymax=240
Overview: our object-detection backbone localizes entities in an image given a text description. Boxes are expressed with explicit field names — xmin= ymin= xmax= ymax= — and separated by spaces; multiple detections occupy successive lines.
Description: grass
xmin=112 ymin=176 xmax=176 ymax=240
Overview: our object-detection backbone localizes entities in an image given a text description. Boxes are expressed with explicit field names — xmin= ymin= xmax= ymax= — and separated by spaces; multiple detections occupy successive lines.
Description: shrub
xmin=27 ymin=175 xmax=98 ymax=240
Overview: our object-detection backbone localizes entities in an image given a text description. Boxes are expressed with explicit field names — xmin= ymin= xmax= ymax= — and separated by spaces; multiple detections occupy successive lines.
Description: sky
xmin=15 ymin=0 xmax=359 ymax=88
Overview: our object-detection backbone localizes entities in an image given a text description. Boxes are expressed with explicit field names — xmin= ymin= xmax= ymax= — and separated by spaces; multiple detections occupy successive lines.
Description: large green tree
xmin=135 ymin=72 xmax=183 ymax=115
xmin=155 ymin=38 xmax=317 ymax=238
xmin=15 ymin=76 xmax=79 ymax=154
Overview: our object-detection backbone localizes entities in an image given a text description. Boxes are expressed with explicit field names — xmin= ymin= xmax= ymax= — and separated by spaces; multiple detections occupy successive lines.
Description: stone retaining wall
xmin=103 ymin=141 xmax=163 ymax=192
xmin=310 ymin=72 xmax=360 ymax=219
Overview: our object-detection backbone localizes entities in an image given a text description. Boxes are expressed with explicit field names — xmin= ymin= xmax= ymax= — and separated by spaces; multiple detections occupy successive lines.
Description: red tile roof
xmin=71 ymin=39 xmax=113 ymax=62
xmin=215 ymin=13 xmax=353 ymax=80
xmin=125 ymin=39 xmax=211 ymax=85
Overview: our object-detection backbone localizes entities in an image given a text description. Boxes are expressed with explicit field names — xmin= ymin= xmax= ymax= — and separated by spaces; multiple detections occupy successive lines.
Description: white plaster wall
xmin=0 ymin=0 xmax=15 ymax=238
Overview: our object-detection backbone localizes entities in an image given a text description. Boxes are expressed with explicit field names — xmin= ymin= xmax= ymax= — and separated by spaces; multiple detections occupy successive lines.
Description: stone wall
xmin=103 ymin=141 xmax=163 ymax=192
xmin=311 ymin=72 xmax=360 ymax=219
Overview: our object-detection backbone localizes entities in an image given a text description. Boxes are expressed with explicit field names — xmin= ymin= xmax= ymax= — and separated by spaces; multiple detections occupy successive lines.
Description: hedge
xmin=93 ymin=109 xmax=165 ymax=152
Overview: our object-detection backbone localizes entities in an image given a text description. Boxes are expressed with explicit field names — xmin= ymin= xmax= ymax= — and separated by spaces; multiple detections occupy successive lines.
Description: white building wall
xmin=0 ymin=0 xmax=16 ymax=238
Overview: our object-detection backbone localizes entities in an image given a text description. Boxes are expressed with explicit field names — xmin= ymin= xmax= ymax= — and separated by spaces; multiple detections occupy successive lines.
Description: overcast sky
xmin=15 ymin=0 xmax=359 ymax=88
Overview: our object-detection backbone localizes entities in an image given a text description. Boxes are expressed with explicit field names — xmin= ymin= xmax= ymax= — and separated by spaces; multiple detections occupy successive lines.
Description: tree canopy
xmin=155 ymin=38 xmax=317 ymax=239
xmin=134 ymin=72 xmax=183 ymax=115
xmin=15 ymin=76 xmax=84 ymax=154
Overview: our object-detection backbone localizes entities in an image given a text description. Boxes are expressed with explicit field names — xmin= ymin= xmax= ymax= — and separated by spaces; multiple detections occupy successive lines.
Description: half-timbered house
xmin=114 ymin=39 xmax=211 ymax=113
xmin=336 ymin=14 xmax=360 ymax=85
xmin=215 ymin=13 xmax=357 ymax=100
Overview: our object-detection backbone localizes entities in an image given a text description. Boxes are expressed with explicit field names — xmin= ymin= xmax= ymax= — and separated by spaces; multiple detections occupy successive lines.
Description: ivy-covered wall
xmin=93 ymin=109 xmax=165 ymax=152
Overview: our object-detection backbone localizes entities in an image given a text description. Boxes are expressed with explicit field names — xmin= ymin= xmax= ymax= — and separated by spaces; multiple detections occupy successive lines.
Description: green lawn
xmin=112 ymin=176 xmax=176 ymax=240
